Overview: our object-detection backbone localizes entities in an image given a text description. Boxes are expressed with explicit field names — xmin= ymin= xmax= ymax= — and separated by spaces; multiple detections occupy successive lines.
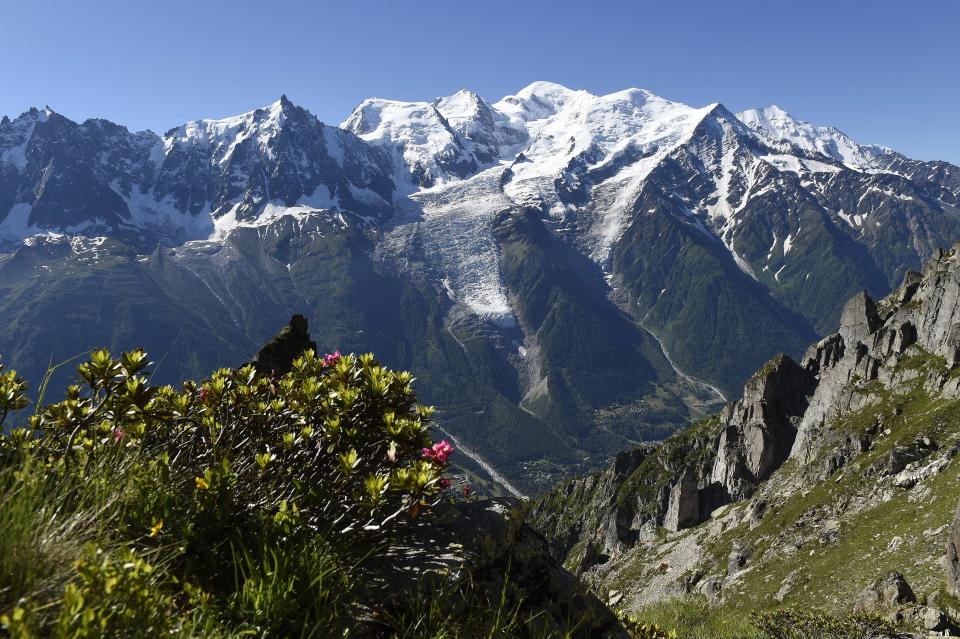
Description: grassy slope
xmin=716 ymin=385 xmax=960 ymax=612
xmin=598 ymin=346 xmax=960 ymax=622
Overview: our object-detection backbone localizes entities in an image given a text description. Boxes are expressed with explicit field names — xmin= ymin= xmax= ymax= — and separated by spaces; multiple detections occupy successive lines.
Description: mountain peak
xmin=10 ymin=106 xmax=56 ymax=124
xmin=736 ymin=104 xmax=887 ymax=169
xmin=701 ymin=101 xmax=753 ymax=129
xmin=28 ymin=106 xmax=56 ymax=123
xmin=443 ymin=88 xmax=483 ymax=102
xmin=515 ymin=80 xmax=583 ymax=98
xmin=433 ymin=89 xmax=493 ymax=123
xmin=271 ymin=94 xmax=296 ymax=113
xmin=495 ymin=81 xmax=592 ymax=122
xmin=341 ymin=96 xmax=478 ymax=188
xmin=737 ymin=104 xmax=801 ymax=134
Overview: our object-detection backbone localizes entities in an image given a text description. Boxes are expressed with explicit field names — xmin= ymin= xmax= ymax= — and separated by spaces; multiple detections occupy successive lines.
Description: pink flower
xmin=463 ymin=484 xmax=472 ymax=498
xmin=112 ymin=428 xmax=125 ymax=444
xmin=199 ymin=388 xmax=210 ymax=402
xmin=439 ymin=477 xmax=451 ymax=489
xmin=322 ymin=351 xmax=341 ymax=367
xmin=421 ymin=439 xmax=454 ymax=465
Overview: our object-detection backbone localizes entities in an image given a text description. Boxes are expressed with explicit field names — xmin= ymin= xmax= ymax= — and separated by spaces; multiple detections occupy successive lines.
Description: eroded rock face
xmin=945 ymin=501 xmax=960 ymax=597
xmin=531 ymin=244 xmax=960 ymax=577
xmin=564 ymin=350 xmax=822 ymax=540
xmin=839 ymin=291 xmax=882 ymax=347
xmin=664 ymin=468 xmax=700 ymax=532
xmin=713 ymin=355 xmax=816 ymax=497
xmin=853 ymin=572 xmax=916 ymax=613
xmin=656 ymin=353 xmax=817 ymax=533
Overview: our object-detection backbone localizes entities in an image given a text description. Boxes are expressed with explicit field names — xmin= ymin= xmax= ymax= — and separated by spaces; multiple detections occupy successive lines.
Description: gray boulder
xmin=854 ymin=572 xmax=917 ymax=612
xmin=924 ymin=606 xmax=949 ymax=632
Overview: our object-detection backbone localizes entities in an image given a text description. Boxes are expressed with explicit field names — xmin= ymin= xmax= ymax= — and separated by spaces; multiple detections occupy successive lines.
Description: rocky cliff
xmin=530 ymin=243 xmax=960 ymax=625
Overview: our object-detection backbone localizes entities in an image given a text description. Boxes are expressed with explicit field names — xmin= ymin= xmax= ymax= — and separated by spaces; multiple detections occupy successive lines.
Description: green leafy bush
xmin=0 ymin=348 xmax=453 ymax=636
xmin=21 ymin=348 xmax=445 ymax=539
xmin=0 ymin=362 xmax=28 ymax=428
xmin=55 ymin=546 xmax=176 ymax=638
xmin=750 ymin=609 xmax=898 ymax=639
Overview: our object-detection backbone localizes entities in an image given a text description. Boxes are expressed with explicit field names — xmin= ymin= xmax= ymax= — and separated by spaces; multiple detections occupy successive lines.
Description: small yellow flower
xmin=195 ymin=476 xmax=210 ymax=490
xmin=149 ymin=520 xmax=164 ymax=537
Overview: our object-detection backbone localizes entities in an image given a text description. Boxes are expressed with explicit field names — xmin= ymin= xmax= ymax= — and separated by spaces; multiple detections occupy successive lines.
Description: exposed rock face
xmin=528 ymin=351 xmax=821 ymax=560
xmin=853 ymin=572 xmax=917 ymax=613
xmin=358 ymin=498 xmax=628 ymax=638
xmin=712 ymin=354 xmax=816 ymax=500
xmin=624 ymin=352 xmax=817 ymax=536
xmin=530 ymin=244 xmax=960 ymax=586
xmin=664 ymin=468 xmax=700 ymax=532
xmin=838 ymin=291 xmax=882 ymax=346
xmin=249 ymin=314 xmax=318 ymax=377
xmin=946 ymin=501 xmax=960 ymax=597
xmin=924 ymin=606 xmax=950 ymax=632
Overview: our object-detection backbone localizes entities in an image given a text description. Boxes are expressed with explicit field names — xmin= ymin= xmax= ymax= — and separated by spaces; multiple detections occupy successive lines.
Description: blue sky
xmin=3 ymin=0 xmax=958 ymax=163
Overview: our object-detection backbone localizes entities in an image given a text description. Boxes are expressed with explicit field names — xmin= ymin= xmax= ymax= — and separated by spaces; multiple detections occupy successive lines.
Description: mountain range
xmin=2 ymin=82 xmax=959 ymax=493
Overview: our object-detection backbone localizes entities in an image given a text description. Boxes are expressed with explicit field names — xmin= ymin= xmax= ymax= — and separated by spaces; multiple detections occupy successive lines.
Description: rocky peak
xmin=838 ymin=291 xmax=882 ymax=346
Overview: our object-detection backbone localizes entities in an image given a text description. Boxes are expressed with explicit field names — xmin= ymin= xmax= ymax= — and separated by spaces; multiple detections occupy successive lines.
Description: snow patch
xmin=0 ymin=203 xmax=38 ymax=241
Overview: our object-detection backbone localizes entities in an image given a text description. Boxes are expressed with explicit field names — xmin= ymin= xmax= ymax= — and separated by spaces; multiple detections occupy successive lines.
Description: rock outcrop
xmin=854 ymin=572 xmax=917 ymax=612
xmin=946 ymin=502 xmax=960 ymax=598
xmin=358 ymin=498 xmax=628 ymax=638
xmin=839 ymin=291 xmax=882 ymax=346
xmin=248 ymin=314 xmax=318 ymax=377
xmin=529 ymin=352 xmax=820 ymax=564
xmin=530 ymin=244 xmax=960 ymax=590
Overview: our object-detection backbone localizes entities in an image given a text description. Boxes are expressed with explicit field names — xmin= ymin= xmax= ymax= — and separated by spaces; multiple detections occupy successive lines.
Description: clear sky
xmin=3 ymin=0 xmax=958 ymax=163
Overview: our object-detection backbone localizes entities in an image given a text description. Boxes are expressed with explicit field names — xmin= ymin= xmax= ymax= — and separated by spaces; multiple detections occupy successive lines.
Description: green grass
xmin=622 ymin=597 xmax=762 ymax=639
xmin=567 ymin=342 xmax=960 ymax=636
xmin=699 ymin=361 xmax=960 ymax=615
xmin=0 ymin=460 xmax=111 ymax=615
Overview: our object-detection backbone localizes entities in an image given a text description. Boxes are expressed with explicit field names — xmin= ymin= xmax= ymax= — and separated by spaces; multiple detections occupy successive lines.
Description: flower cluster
xmin=322 ymin=351 xmax=341 ymax=367
xmin=422 ymin=439 xmax=454 ymax=465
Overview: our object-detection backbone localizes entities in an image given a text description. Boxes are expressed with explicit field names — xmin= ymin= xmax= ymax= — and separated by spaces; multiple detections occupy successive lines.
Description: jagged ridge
xmin=531 ymin=243 xmax=960 ymax=609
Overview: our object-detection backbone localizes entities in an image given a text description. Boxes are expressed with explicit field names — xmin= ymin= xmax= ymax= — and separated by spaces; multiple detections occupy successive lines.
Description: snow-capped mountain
xmin=737 ymin=104 xmax=960 ymax=203
xmin=341 ymin=82 xmax=960 ymax=343
xmin=0 ymin=96 xmax=393 ymax=248
xmin=736 ymin=104 xmax=890 ymax=170
xmin=2 ymin=83 xmax=960 ymax=493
